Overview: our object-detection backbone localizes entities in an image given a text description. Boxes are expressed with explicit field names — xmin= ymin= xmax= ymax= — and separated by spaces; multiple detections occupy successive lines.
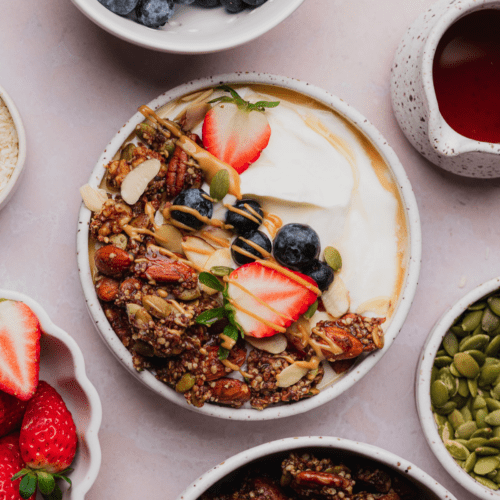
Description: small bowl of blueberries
xmin=70 ymin=0 xmax=305 ymax=53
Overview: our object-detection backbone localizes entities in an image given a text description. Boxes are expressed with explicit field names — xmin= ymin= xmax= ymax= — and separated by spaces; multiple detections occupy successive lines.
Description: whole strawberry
xmin=0 ymin=392 xmax=29 ymax=438
xmin=13 ymin=381 xmax=77 ymax=498
xmin=0 ymin=433 xmax=34 ymax=500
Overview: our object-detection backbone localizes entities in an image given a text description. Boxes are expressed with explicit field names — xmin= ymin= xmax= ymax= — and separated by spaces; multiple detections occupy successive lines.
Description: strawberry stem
xmin=209 ymin=85 xmax=279 ymax=113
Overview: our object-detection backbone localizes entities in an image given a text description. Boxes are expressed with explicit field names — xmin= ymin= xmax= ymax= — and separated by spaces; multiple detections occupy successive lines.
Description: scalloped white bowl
xmin=177 ymin=436 xmax=457 ymax=500
xmin=416 ymin=276 xmax=500 ymax=499
xmin=77 ymin=72 xmax=421 ymax=421
xmin=70 ymin=0 xmax=304 ymax=54
xmin=0 ymin=85 xmax=27 ymax=212
xmin=0 ymin=290 xmax=102 ymax=500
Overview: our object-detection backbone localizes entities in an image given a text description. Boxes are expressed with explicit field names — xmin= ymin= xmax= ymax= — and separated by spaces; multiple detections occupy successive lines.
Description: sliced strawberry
xmin=0 ymin=301 xmax=40 ymax=401
xmin=0 ymin=392 xmax=28 ymax=438
xmin=202 ymin=86 xmax=278 ymax=174
xmin=227 ymin=262 xmax=318 ymax=338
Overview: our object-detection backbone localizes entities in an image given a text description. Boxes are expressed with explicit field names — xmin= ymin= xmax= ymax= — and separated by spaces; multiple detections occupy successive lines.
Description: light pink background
xmin=0 ymin=1 xmax=497 ymax=499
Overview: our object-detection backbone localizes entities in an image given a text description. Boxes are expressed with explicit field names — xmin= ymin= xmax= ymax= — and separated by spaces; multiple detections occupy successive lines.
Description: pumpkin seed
xmin=210 ymin=266 xmax=234 ymax=277
xmin=461 ymin=405 xmax=473 ymax=422
xmin=466 ymin=350 xmax=487 ymax=366
xmin=451 ymin=393 xmax=468 ymax=409
xmin=475 ymin=456 xmax=500 ymax=475
xmin=459 ymin=334 xmax=490 ymax=353
xmin=431 ymin=380 xmax=450 ymax=407
xmin=472 ymin=428 xmax=493 ymax=439
xmin=455 ymin=352 xmax=480 ymax=378
xmin=441 ymin=422 xmax=453 ymax=442
xmin=445 ymin=440 xmax=470 ymax=460
xmin=492 ymin=383 xmax=500 ymax=400
xmin=486 ymin=398 xmax=500 ymax=412
xmin=434 ymin=413 xmax=448 ymax=426
xmin=488 ymin=297 xmax=500 ymax=317
xmin=439 ymin=368 xmax=457 ymax=396
xmin=493 ymin=428 xmax=500 ymax=438
xmin=464 ymin=452 xmax=477 ymax=473
xmin=469 ymin=302 xmax=487 ymax=311
xmin=451 ymin=325 xmax=468 ymax=337
xmin=209 ymin=169 xmax=230 ymax=201
xmin=450 ymin=363 xmax=461 ymax=377
xmin=431 ymin=366 xmax=439 ymax=385
xmin=443 ymin=331 xmax=459 ymax=356
xmin=466 ymin=438 xmax=488 ymax=451
xmin=175 ymin=373 xmax=196 ymax=393
xmin=434 ymin=356 xmax=453 ymax=368
xmin=142 ymin=295 xmax=177 ymax=319
xmin=462 ymin=310 xmax=484 ymax=332
xmin=488 ymin=438 xmax=500 ymax=449
xmin=456 ymin=421 xmax=478 ymax=440
xmin=132 ymin=340 xmax=155 ymax=357
xmin=483 ymin=308 xmax=500 ymax=333
xmin=473 ymin=475 xmax=499 ymax=490
xmin=436 ymin=349 xmax=447 ymax=357
xmin=126 ymin=303 xmax=152 ymax=329
xmin=484 ymin=356 xmax=500 ymax=367
xmin=473 ymin=396 xmax=487 ymax=410
xmin=477 ymin=408 xmax=489 ymax=429
xmin=486 ymin=336 xmax=500 ymax=357
xmin=468 ymin=378 xmax=479 ymax=397
xmin=120 ymin=142 xmax=135 ymax=162
xmin=476 ymin=447 xmax=500 ymax=456
xmin=435 ymin=401 xmax=457 ymax=415
xmin=485 ymin=410 xmax=500 ymax=427
xmin=324 ymin=247 xmax=342 ymax=271
xmin=480 ymin=365 xmax=500 ymax=387
xmin=449 ymin=409 xmax=465 ymax=430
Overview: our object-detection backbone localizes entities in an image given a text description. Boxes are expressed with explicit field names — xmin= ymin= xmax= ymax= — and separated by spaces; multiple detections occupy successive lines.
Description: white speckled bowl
xmin=77 ymin=72 xmax=421 ymax=421
xmin=0 ymin=290 xmax=102 ymax=500
xmin=391 ymin=0 xmax=500 ymax=178
xmin=177 ymin=436 xmax=457 ymax=500
xmin=70 ymin=0 xmax=304 ymax=54
xmin=416 ymin=276 xmax=500 ymax=499
xmin=0 ymin=85 xmax=27 ymax=211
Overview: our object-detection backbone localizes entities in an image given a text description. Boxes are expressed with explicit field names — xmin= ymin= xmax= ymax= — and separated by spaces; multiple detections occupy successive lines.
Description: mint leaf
xmin=223 ymin=324 xmax=239 ymax=341
xmin=195 ymin=307 xmax=226 ymax=326
xmin=218 ymin=346 xmax=230 ymax=360
xmin=198 ymin=272 xmax=224 ymax=292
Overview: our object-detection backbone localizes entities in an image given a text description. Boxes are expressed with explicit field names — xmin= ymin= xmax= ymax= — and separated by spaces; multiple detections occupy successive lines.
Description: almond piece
xmin=246 ymin=334 xmax=287 ymax=354
xmin=181 ymin=235 xmax=215 ymax=270
xmin=94 ymin=245 xmax=133 ymax=277
xmin=80 ymin=184 xmax=108 ymax=212
xmin=276 ymin=363 xmax=310 ymax=388
xmin=121 ymin=158 xmax=161 ymax=205
xmin=321 ymin=275 xmax=350 ymax=318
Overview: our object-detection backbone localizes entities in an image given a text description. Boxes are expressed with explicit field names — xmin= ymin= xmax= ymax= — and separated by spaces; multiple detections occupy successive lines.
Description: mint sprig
xmin=195 ymin=271 xmax=244 ymax=360
xmin=209 ymin=85 xmax=279 ymax=113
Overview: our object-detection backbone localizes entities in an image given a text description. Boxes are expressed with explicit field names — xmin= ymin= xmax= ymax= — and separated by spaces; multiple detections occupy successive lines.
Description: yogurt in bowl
xmin=77 ymin=73 xmax=421 ymax=420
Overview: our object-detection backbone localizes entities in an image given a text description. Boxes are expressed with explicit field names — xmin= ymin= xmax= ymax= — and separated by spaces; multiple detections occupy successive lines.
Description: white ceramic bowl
xmin=0 ymin=85 xmax=27 ymax=211
xmin=416 ymin=276 xmax=500 ymax=499
xmin=0 ymin=290 xmax=102 ymax=500
xmin=70 ymin=0 xmax=304 ymax=54
xmin=77 ymin=72 xmax=422 ymax=421
xmin=177 ymin=436 xmax=457 ymax=500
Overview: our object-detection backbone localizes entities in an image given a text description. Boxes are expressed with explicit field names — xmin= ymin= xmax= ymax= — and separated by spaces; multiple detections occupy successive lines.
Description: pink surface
xmin=0 ymin=1 xmax=495 ymax=499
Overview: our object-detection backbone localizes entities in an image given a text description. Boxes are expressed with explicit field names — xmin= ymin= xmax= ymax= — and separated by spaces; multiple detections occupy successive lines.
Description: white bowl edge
xmin=76 ymin=71 xmax=422 ymax=421
xmin=416 ymin=276 xmax=500 ymax=499
xmin=0 ymin=289 xmax=103 ymax=500
xmin=177 ymin=436 xmax=457 ymax=500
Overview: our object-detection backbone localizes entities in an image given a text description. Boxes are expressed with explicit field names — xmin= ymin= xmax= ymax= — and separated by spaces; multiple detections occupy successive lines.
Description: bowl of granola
xmin=178 ymin=436 xmax=457 ymax=500
xmin=0 ymin=290 xmax=102 ymax=500
xmin=77 ymin=72 xmax=421 ymax=420
xmin=70 ymin=0 xmax=305 ymax=54
xmin=0 ymin=85 xmax=26 ymax=212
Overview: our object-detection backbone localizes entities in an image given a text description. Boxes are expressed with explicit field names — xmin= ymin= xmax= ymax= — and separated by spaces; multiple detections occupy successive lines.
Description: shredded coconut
xmin=0 ymin=97 xmax=19 ymax=193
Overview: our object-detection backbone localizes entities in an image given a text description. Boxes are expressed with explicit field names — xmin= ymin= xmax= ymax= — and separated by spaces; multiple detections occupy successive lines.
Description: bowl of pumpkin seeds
xmin=417 ymin=276 xmax=500 ymax=499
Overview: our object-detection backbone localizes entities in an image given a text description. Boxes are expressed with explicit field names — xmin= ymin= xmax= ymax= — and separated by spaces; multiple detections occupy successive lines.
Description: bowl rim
xmin=176 ymin=435 xmax=458 ymax=500
xmin=0 ymin=289 xmax=103 ymax=500
xmin=0 ymin=84 xmax=27 ymax=208
xmin=416 ymin=276 xmax=500 ymax=499
xmin=77 ymin=71 xmax=422 ymax=421
xmin=69 ymin=0 xmax=305 ymax=54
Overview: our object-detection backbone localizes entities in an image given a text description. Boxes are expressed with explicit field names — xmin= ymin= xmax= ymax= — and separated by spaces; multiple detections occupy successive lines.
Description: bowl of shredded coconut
xmin=0 ymin=84 xmax=26 ymax=211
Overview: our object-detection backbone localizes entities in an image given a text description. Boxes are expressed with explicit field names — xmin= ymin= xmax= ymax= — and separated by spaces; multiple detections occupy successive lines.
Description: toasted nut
xmin=313 ymin=325 xmax=364 ymax=361
xmin=142 ymin=294 xmax=177 ymax=319
xmin=94 ymin=245 xmax=133 ymax=276
xmin=109 ymin=233 xmax=128 ymax=250
xmin=132 ymin=340 xmax=155 ymax=357
xmin=198 ymin=345 xmax=246 ymax=382
xmin=126 ymin=303 xmax=152 ymax=329
xmin=176 ymin=373 xmax=196 ymax=393
xmin=120 ymin=143 xmax=136 ymax=162
xmin=210 ymin=378 xmax=250 ymax=405
xmin=294 ymin=471 xmax=353 ymax=490
xmin=121 ymin=158 xmax=161 ymax=205
xmin=276 ymin=363 xmax=309 ymax=388
xmin=176 ymin=287 xmax=201 ymax=301
xmin=95 ymin=277 xmax=120 ymax=302
xmin=80 ymin=184 xmax=108 ymax=212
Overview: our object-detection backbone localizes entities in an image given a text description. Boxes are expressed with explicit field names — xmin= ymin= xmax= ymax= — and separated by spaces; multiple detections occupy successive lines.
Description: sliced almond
xmin=356 ymin=296 xmax=391 ymax=316
xmin=154 ymin=224 xmax=184 ymax=254
xmin=321 ymin=275 xmax=350 ymax=318
xmin=316 ymin=360 xmax=341 ymax=391
xmin=196 ymin=226 xmax=232 ymax=249
xmin=121 ymin=158 xmax=161 ymax=205
xmin=204 ymin=248 xmax=233 ymax=272
xmin=246 ymin=334 xmax=287 ymax=354
xmin=80 ymin=184 xmax=108 ymax=212
xmin=154 ymin=209 xmax=166 ymax=227
xmin=182 ymin=235 xmax=216 ymax=270
xmin=183 ymin=101 xmax=211 ymax=131
xmin=276 ymin=363 xmax=310 ymax=388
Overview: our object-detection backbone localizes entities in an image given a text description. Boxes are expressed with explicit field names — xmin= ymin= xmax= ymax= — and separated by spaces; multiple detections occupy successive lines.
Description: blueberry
xmin=242 ymin=0 xmax=267 ymax=5
xmin=170 ymin=188 xmax=213 ymax=230
xmin=98 ymin=0 xmax=140 ymax=15
xmin=302 ymin=260 xmax=334 ymax=292
xmin=221 ymin=0 xmax=246 ymax=13
xmin=231 ymin=231 xmax=272 ymax=266
xmin=136 ymin=0 xmax=175 ymax=28
xmin=194 ymin=0 xmax=220 ymax=7
xmin=225 ymin=199 xmax=263 ymax=236
xmin=173 ymin=0 xmax=195 ymax=3
xmin=273 ymin=223 xmax=321 ymax=271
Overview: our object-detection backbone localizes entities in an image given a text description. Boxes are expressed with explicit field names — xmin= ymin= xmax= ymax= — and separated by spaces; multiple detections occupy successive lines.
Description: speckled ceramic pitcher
xmin=391 ymin=0 xmax=500 ymax=178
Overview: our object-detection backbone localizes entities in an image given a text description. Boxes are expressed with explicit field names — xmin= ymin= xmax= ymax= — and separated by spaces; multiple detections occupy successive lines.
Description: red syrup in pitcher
xmin=433 ymin=9 xmax=500 ymax=143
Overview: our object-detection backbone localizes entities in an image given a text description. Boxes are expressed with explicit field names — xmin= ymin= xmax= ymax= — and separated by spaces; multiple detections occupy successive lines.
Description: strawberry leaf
xmin=209 ymin=85 xmax=279 ymax=113
xmin=195 ymin=307 xmax=226 ymax=326
xmin=198 ymin=272 xmax=224 ymax=292
xmin=19 ymin=473 xmax=37 ymax=499
xmin=37 ymin=471 xmax=55 ymax=495
xmin=11 ymin=469 xmax=29 ymax=481
xmin=249 ymin=100 xmax=280 ymax=112
xmin=42 ymin=482 xmax=62 ymax=500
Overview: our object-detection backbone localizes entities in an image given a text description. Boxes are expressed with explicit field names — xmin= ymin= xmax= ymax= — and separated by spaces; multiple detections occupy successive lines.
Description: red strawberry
xmin=0 ymin=433 xmax=35 ymax=500
xmin=0 ymin=392 xmax=29 ymax=438
xmin=227 ymin=262 xmax=319 ymax=338
xmin=13 ymin=381 xmax=77 ymax=498
xmin=202 ymin=85 xmax=279 ymax=174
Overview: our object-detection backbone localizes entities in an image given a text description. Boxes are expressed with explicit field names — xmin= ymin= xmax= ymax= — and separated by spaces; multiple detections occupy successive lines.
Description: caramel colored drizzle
xmin=220 ymin=333 xmax=236 ymax=350
xmin=199 ymin=230 xmax=231 ymax=248
xmin=227 ymin=298 xmax=287 ymax=333
xmin=262 ymin=212 xmax=283 ymax=239
xmin=223 ymin=203 xmax=262 ymax=225
xmin=258 ymin=260 xmax=321 ymax=296
xmin=238 ymin=237 xmax=272 ymax=259
xmin=221 ymin=359 xmax=252 ymax=379
xmin=164 ymin=205 xmax=227 ymax=231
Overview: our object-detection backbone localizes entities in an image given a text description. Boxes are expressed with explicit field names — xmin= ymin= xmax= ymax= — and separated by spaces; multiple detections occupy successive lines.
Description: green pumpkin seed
xmin=175 ymin=373 xmax=196 ymax=393
xmin=469 ymin=302 xmax=487 ymax=311
xmin=486 ymin=336 xmax=500 ymax=357
xmin=461 ymin=405 xmax=473 ymax=422
xmin=488 ymin=297 xmax=500 ymax=316
xmin=451 ymin=325 xmax=468 ymax=337
xmin=472 ymin=428 xmax=493 ymax=439
xmin=485 ymin=410 xmax=500 ymax=426
xmin=462 ymin=310 xmax=485 ymax=332
xmin=431 ymin=380 xmax=450 ymax=407
xmin=486 ymin=398 xmax=500 ymax=412
xmin=455 ymin=352 xmax=481 ymax=378
xmin=493 ymin=428 xmax=500 ymax=438
xmin=468 ymin=378 xmax=479 ymax=397
xmin=210 ymin=266 xmax=234 ymax=277
xmin=443 ymin=331 xmax=459 ymax=356
xmin=451 ymin=393 xmax=469 ymax=409
xmin=142 ymin=295 xmax=177 ymax=319
xmin=477 ymin=408 xmax=489 ymax=429
xmin=435 ymin=401 xmax=458 ymax=415
xmin=475 ymin=447 xmax=500 ymax=456
xmin=450 ymin=363 xmax=461 ymax=377
xmin=487 ymin=470 xmax=499 ymax=480
xmin=441 ymin=422 xmax=454 ymax=442
xmin=484 ymin=356 xmax=500 ymax=367
xmin=466 ymin=350 xmax=487 ymax=366
xmin=488 ymin=438 xmax=500 ymax=449
xmin=324 ymin=247 xmax=342 ymax=271
xmin=456 ymin=421 xmax=478 ymax=440
xmin=492 ymin=383 xmax=500 ymax=400
xmin=475 ymin=456 xmax=500 ymax=475
xmin=434 ymin=356 xmax=453 ymax=368
xmin=434 ymin=413 xmax=448 ymax=426
xmin=209 ymin=169 xmax=230 ymax=201
xmin=439 ymin=369 xmax=458 ymax=397
xmin=464 ymin=452 xmax=477 ymax=473
xmin=473 ymin=396 xmax=487 ymax=411
xmin=431 ymin=366 xmax=439 ymax=385
xmin=480 ymin=365 xmax=500 ymax=387
xmin=445 ymin=440 xmax=470 ymax=460
xmin=449 ymin=409 xmax=465 ymax=430
xmin=483 ymin=308 xmax=500 ymax=333
xmin=459 ymin=334 xmax=490 ymax=353
xmin=436 ymin=349 xmax=447 ymax=357
xmin=466 ymin=438 xmax=488 ymax=451
xmin=473 ymin=475 xmax=499 ymax=490
xmin=120 ymin=142 xmax=135 ymax=162
xmin=458 ymin=379 xmax=470 ymax=398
